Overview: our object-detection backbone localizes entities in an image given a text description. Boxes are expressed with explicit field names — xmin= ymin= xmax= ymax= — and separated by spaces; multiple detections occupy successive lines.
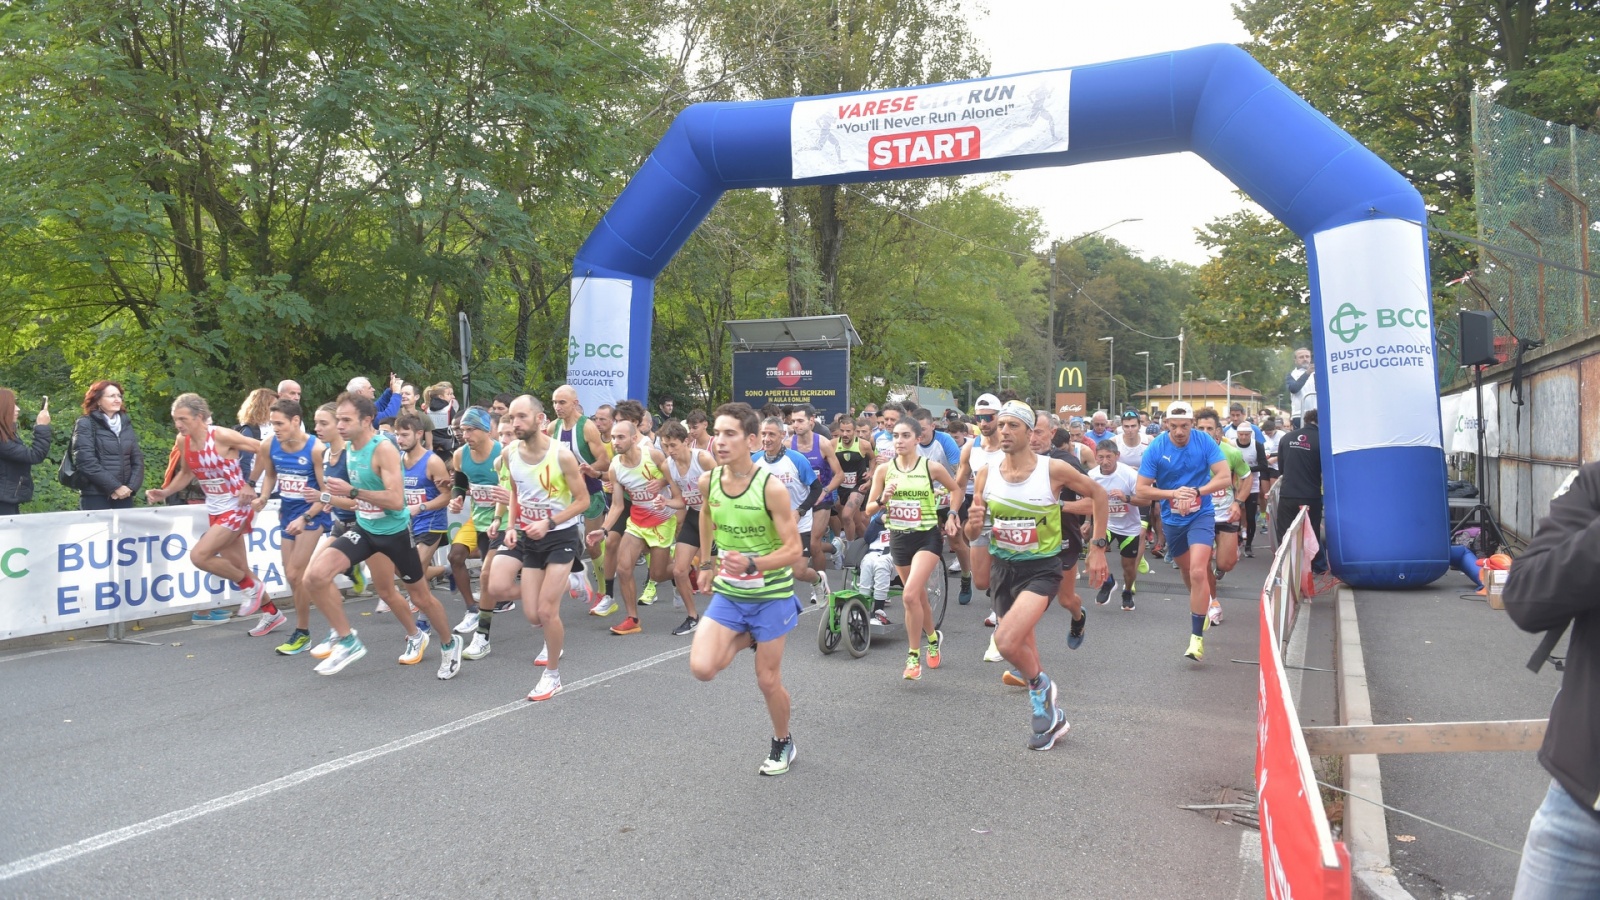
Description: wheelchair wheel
xmin=927 ymin=563 xmax=949 ymax=631
xmin=817 ymin=600 xmax=842 ymax=655
xmin=843 ymin=598 xmax=871 ymax=658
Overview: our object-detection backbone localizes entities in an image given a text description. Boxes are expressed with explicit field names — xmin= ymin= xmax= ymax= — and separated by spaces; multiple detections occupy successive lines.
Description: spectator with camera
xmin=0 ymin=389 xmax=52 ymax=516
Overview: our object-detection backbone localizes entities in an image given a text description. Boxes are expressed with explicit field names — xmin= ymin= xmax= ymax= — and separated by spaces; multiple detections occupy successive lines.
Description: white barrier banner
xmin=790 ymin=69 xmax=1071 ymax=180
xmin=0 ymin=504 xmax=298 ymax=641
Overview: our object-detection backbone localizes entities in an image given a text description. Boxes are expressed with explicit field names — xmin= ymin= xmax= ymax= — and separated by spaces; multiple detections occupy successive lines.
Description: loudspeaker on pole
xmin=1458 ymin=310 xmax=1498 ymax=368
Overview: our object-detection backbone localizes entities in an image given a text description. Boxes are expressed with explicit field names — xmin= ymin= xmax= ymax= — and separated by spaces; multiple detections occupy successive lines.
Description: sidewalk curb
xmin=1335 ymin=586 xmax=1416 ymax=900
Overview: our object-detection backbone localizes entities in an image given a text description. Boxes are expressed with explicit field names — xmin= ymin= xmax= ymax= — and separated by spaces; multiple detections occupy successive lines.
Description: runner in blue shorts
xmin=690 ymin=402 xmax=806 ymax=776
xmin=1136 ymin=401 xmax=1233 ymax=662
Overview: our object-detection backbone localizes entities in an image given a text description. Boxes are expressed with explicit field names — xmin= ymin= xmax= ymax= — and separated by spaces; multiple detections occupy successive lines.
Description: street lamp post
xmin=1135 ymin=351 xmax=1150 ymax=412
xmin=909 ymin=360 xmax=928 ymax=391
xmin=1098 ymin=335 xmax=1114 ymax=415
xmin=1162 ymin=362 xmax=1176 ymax=411
xmin=1225 ymin=370 xmax=1252 ymax=413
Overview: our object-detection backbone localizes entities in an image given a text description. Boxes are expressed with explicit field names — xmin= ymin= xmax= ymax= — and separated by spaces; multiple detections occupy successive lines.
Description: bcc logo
xmin=1 ymin=547 xmax=29 ymax=579
xmin=1328 ymin=303 xmax=1367 ymax=344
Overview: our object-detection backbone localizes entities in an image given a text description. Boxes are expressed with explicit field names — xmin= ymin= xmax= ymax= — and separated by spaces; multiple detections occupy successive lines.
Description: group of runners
xmin=144 ymin=376 xmax=1282 ymax=773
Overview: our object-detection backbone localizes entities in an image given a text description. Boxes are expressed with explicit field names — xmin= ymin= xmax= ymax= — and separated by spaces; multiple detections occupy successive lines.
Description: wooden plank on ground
xmin=1303 ymin=719 xmax=1547 ymax=756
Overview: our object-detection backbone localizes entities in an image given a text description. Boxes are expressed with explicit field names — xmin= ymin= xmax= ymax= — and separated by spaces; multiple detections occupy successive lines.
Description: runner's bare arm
xmin=694 ymin=471 xmax=717 ymax=593
xmin=422 ymin=453 xmax=452 ymax=512
xmin=963 ymin=467 xmax=989 ymax=541
xmin=554 ymin=447 xmax=590 ymax=527
xmin=953 ymin=442 xmax=973 ymax=490
xmin=584 ymin=419 xmax=611 ymax=471
xmin=250 ymin=439 xmax=277 ymax=512
xmin=862 ymin=465 xmax=890 ymax=519
xmin=819 ymin=437 xmax=844 ymax=493
xmin=1055 ymin=459 xmax=1110 ymax=585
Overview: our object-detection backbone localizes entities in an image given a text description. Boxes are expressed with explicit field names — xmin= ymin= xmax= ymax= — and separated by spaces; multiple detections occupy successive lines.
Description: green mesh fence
xmin=1462 ymin=93 xmax=1600 ymax=368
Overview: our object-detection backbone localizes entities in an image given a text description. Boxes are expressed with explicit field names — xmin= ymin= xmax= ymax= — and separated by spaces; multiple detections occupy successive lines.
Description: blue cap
xmin=460 ymin=406 xmax=492 ymax=432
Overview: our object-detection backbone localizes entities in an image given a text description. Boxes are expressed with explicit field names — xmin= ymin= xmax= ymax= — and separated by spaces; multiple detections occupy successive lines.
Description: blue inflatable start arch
xmin=566 ymin=43 xmax=1448 ymax=589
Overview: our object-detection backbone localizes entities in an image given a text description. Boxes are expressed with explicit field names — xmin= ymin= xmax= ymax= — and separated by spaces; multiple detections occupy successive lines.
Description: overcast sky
xmin=966 ymin=1 xmax=1265 ymax=265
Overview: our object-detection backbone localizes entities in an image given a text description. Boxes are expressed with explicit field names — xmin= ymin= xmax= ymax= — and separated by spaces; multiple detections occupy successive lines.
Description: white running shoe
xmin=589 ymin=595 xmax=618 ymax=616
xmin=527 ymin=670 xmax=561 ymax=701
xmin=453 ymin=608 xmax=480 ymax=636
xmin=534 ymin=643 xmax=565 ymax=667
xmin=983 ymin=611 xmax=998 ymax=627
xmin=983 ymin=634 xmax=1004 ymax=662
xmin=1208 ymin=599 xmax=1224 ymax=626
xmin=436 ymin=637 xmax=462 ymax=680
xmin=463 ymin=633 xmax=491 ymax=660
xmin=237 ymin=582 xmax=265 ymax=617
xmin=947 ymin=559 xmax=962 ymax=574
xmin=248 ymin=610 xmax=286 ymax=637
xmin=309 ymin=628 xmax=341 ymax=660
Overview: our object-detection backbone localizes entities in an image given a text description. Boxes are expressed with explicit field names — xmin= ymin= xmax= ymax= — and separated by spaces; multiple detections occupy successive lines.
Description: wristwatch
xmin=1091 ymin=537 xmax=1109 ymax=549
xmin=348 ymin=487 xmax=360 ymax=500
xmin=743 ymin=556 xmax=760 ymax=577
xmin=319 ymin=491 xmax=333 ymax=504
xmin=302 ymin=513 xmax=316 ymax=524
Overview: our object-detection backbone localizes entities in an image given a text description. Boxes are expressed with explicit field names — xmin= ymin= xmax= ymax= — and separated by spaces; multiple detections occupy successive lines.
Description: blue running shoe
xmin=1028 ymin=672 xmax=1058 ymax=734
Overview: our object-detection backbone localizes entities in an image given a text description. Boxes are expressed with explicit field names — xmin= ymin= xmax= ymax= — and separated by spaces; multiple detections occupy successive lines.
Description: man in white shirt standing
xmin=1284 ymin=347 xmax=1316 ymax=428
xmin=1090 ymin=439 xmax=1146 ymax=611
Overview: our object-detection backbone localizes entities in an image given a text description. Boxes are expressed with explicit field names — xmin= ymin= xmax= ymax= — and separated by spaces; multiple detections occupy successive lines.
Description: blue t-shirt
xmin=1138 ymin=430 xmax=1226 ymax=526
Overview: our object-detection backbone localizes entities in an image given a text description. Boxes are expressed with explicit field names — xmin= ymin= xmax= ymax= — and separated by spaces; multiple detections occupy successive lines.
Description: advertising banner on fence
xmin=790 ymin=69 xmax=1071 ymax=180
xmin=1258 ymin=516 xmax=1351 ymax=899
xmin=732 ymin=349 xmax=849 ymax=421
xmin=1439 ymin=385 xmax=1499 ymax=457
xmin=0 ymin=504 xmax=296 ymax=641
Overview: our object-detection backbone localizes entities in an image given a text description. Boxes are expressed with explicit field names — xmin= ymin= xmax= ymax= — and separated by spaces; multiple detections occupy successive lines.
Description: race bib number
xmin=404 ymin=488 xmax=427 ymax=508
xmin=1108 ymin=498 xmax=1128 ymax=516
xmin=871 ymin=530 xmax=891 ymax=551
xmin=276 ymin=473 xmax=309 ymax=497
xmin=888 ymin=498 xmax=922 ymax=526
xmin=1212 ymin=488 xmax=1230 ymax=502
xmin=935 ymin=484 xmax=951 ymax=510
xmin=469 ymin=483 xmax=498 ymax=504
xmin=198 ymin=476 xmax=228 ymax=497
xmin=993 ymin=517 xmax=1039 ymax=554
xmin=629 ymin=487 xmax=656 ymax=504
xmin=517 ymin=505 xmax=552 ymax=529
xmin=842 ymin=471 xmax=858 ymax=489
xmin=681 ymin=486 xmax=703 ymax=510
xmin=355 ymin=498 xmax=384 ymax=519
xmin=717 ymin=556 xmax=766 ymax=590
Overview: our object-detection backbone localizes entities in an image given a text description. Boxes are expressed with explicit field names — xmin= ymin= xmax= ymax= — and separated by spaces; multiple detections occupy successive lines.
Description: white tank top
xmin=667 ymin=451 xmax=707 ymax=511
xmin=1116 ymin=434 xmax=1147 ymax=469
xmin=965 ymin=438 xmax=1003 ymax=496
xmin=504 ymin=440 xmax=580 ymax=532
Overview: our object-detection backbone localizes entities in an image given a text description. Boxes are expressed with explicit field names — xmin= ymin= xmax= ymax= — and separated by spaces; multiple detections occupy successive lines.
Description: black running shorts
xmin=990 ymin=556 xmax=1064 ymax=617
xmin=329 ymin=525 xmax=424 ymax=584
xmin=889 ymin=527 xmax=944 ymax=568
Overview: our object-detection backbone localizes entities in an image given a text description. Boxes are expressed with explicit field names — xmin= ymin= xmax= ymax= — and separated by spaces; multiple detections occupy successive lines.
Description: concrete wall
xmin=1445 ymin=327 xmax=1600 ymax=544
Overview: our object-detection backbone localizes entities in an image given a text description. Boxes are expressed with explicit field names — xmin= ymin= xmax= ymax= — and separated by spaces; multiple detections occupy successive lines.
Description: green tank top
xmin=460 ymin=440 xmax=502 ymax=529
xmin=707 ymin=467 xmax=795 ymax=602
xmin=884 ymin=456 xmax=939 ymax=532
xmin=349 ymin=435 xmax=410 ymax=536
xmin=983 ymin=454 xmax=1063 ymax=561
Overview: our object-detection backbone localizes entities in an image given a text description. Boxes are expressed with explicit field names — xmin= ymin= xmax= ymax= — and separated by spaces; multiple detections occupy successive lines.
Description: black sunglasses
xmin=974 ymin=413 xmax=995 ymax=423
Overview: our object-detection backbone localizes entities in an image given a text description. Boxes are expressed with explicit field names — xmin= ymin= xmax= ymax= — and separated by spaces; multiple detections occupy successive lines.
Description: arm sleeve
xmin=935 ymin=432 xmax=960 ymax=466
xmin=1503 ymin=466 xmax=1600 ymax=631
xmin=74 ymin=417 xmax=121 ymax=494
xmin=1285 ymin=370 xmax=1310 ymax=394
xmin=788 ymin=449 xmax=817 ymax=485
xmin=375 ymin=391 xmax=400 ymax=421
xmin=796 ymin=477 xmax=824 ymax=518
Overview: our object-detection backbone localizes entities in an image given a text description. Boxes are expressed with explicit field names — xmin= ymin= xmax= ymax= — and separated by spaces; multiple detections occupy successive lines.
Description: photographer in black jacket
xmin=1504 ymin=463 xmax=1600 ymax=895
xmin=0 ymin=389 xmax=52 ymax=515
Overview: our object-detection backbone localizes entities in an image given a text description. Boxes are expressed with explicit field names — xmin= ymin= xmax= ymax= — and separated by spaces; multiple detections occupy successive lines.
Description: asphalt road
xmin=1 ymin=559 xmax=1272 ymax=899
xmin=1355 ymin=582 xmax=1564 ymax=899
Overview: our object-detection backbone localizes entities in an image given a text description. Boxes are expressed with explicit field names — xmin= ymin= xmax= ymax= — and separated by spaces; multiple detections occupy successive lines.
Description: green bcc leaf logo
xmin=568 ymin=336 xmax=580 ymax=367
xmin=1329 ymin=303 xmax=1368 ymax=344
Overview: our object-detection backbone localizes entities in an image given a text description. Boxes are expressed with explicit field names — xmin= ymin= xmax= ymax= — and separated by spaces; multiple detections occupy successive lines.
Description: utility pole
xmin=1136 ymin=350 xmax=1150 ymax=413
xmin=1099 ymin=335 xmax=1115 ymax=414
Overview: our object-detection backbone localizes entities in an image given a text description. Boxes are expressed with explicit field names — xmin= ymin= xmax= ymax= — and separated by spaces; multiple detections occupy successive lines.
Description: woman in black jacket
xmin=73 ymin=380 xmax=144 ymax=510
xmin=0 ymin=388 xmax=52 ymax=515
